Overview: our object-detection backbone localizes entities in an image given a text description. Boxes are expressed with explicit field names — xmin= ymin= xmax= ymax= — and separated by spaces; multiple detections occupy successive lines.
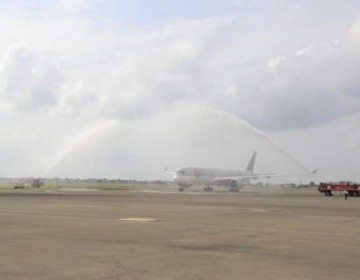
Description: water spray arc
xmin=44 ymin=120 xmax=118 ymax=177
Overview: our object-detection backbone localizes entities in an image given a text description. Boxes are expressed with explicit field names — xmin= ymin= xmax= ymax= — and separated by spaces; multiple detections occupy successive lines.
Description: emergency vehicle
xmin=318 ymin=181 xmax=360 ymax=197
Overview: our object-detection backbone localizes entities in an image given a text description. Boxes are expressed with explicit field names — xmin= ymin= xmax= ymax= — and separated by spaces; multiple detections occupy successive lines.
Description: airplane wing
xmin=263 ymin=169 xmax=318 ymax=178
xmin=210 ymin=174 xmax=267 ymax=183
xmin=164 ymin=167 xmax=177 ymax=175
xmin=210 ymin=169 xmax=317 ymax=183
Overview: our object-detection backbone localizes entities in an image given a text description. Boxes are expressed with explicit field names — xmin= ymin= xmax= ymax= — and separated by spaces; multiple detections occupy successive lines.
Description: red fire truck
xmin=318 ymin=181 xmax=360 ymax=197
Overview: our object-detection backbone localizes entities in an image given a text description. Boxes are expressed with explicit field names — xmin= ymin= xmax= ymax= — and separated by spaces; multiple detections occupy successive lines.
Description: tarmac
xmin=0 ymin=187 xmax=360 ymax=280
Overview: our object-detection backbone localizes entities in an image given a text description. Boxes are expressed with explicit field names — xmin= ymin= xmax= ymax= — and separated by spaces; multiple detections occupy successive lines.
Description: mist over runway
xmin=45 ymin=106 xmax=312 ymax=182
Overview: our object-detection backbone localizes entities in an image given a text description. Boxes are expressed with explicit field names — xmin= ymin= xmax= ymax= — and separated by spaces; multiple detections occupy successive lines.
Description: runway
xmin=0 ymin=188 xmax=359 ymax=280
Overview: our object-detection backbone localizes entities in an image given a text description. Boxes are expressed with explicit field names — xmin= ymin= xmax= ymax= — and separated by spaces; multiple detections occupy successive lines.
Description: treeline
xmin=48 ymin=178 xmax=169 ymax=185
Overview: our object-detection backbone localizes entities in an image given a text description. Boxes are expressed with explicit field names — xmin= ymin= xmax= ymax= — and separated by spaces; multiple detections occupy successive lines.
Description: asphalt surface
xmin=0 ymin=188 xmax=359 ymax=280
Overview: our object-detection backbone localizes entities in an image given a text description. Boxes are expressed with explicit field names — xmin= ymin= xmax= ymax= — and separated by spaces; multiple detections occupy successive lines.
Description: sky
xmin=1 ymin=0 xmax=360 ymax=182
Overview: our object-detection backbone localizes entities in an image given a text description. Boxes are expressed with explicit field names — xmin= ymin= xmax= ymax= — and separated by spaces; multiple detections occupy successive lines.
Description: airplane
xmin=166 ymin=151 xmax=316 ymax=192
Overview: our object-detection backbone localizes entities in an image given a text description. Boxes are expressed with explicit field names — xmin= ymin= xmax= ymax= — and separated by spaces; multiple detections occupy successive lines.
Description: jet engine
xmin=229 ymin=180 xmax=239 ymax=192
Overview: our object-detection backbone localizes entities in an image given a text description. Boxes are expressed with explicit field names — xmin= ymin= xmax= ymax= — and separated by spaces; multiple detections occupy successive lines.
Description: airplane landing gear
xmin=178 ymin=183 xmax=191 ymax=192
xmin=229 ymin=180 xmax=239 ymax=192
xmin=204 ymin=186 xmax=213 ymax=192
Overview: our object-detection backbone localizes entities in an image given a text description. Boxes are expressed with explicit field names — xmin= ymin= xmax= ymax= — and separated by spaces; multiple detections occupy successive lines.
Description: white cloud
xmin=56 ymin=80 xmax=101 ymax=117
xmin=0 ymin=44 xmax=62 ymax=111
xmin=295 ymin=41 xmax=339 ymax=57
xmin=349 ymin=15 xmax=360 ymax=41
xmin=0 ymin=2 xmax=360 ymax=180
xmin=2 ymin=14 xmax=358 ymax=130
xmin=267 ymin=56 xmax=288 ymax=71
xmin=348 ymin=134 xmax=360 ymax=150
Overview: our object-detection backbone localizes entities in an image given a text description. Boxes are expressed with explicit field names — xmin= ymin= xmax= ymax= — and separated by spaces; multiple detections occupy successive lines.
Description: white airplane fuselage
xmin=170 ymin=151 xmax=315 ymax=192
xmin=174 ymin=167 xmax=252 ymax=188
xmin=172 ymin=151 xmax=258 ymax=192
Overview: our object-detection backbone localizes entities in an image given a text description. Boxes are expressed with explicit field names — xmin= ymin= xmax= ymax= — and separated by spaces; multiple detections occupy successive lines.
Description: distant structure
xmin=14 ymin=178 xmax=44 ymax=189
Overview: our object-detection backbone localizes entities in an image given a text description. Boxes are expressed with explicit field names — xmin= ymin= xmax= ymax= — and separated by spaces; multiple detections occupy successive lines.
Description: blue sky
xmin=0 ymin=0 xmax=235 ymax=20
xmin=1 ymin=0 xmax=359 ymax=25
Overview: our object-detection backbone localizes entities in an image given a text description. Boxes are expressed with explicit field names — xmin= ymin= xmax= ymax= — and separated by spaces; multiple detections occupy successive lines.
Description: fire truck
xmin=318 ymin=181 xmax=360 ymax=197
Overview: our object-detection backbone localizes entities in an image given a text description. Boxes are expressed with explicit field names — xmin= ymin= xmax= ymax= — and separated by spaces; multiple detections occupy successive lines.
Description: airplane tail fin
xmin=246 ymin=151 xmax=257 ymax=173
